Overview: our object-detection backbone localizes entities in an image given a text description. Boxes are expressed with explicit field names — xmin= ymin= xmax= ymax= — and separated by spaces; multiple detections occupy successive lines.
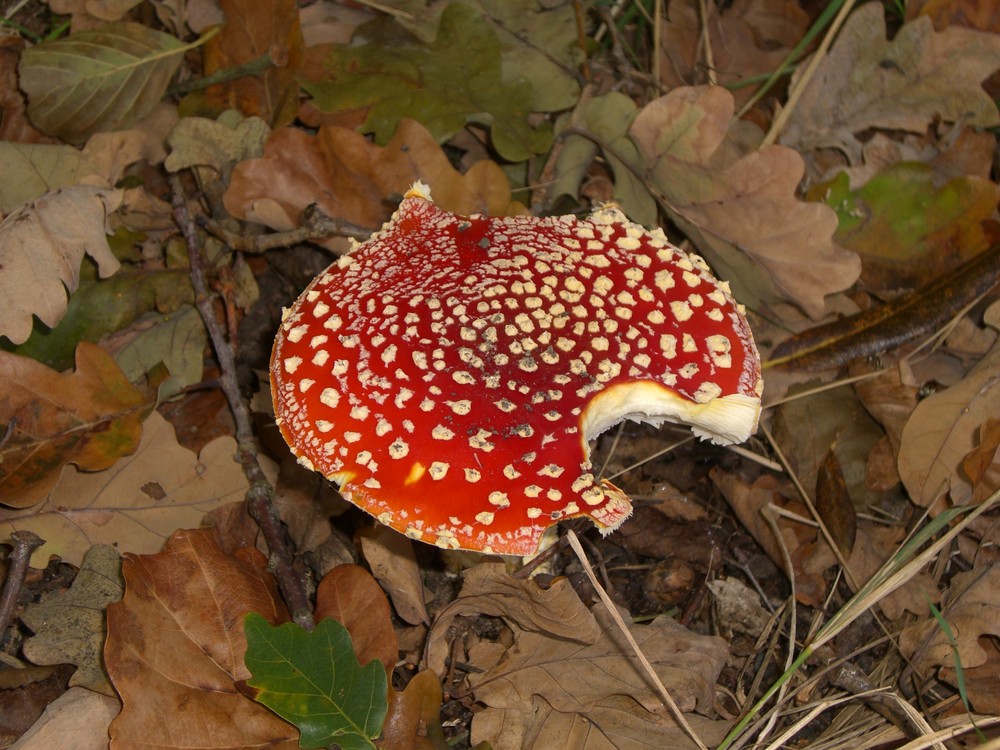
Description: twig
xmin=198 ymin=206 xmax=376 ymax=253
xmin=0 ymin=531 xmax=45 ymax=641
xmin=170 ymin=175 xmax=315 ymax=630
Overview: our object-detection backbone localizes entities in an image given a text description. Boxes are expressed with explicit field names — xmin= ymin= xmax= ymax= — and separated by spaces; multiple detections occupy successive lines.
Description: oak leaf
xmin=0 ymin=411 xmax=272 ymax=567
xmin=468 ymin=606 xmax=729 ymax=750
xmin=191 ymin=0 xmax=304 ymax=127
xmin=0 ymin=342 xmax=149 ymax=510
xmin=223 ymin=118 xmax=521 ymax=251
xmin=0 ymin=187 xmax=123 ymax=346
xmin=299 ymin=4 xmax=551 ymax=162
xmin=21 ymin=545 xmax=123 ymax=695
xmin=781 ymin=3 xmax=1000 ymax=162
xmin=629 ymin=86 xmax=861 ymax=318
xmin=898 ymin=303 xmax=1000 ymax=506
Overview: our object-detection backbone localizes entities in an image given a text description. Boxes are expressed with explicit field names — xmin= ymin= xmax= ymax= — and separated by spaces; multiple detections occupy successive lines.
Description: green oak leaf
xmin=299 ymin=3 xmax=551 ymax=162
xmin=243 ymin=613 xmax=388 ymax=750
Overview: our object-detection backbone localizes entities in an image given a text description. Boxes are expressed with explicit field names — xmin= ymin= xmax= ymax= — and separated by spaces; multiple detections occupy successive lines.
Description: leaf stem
xmin=168 ymin=52 xmax=275 ymax=97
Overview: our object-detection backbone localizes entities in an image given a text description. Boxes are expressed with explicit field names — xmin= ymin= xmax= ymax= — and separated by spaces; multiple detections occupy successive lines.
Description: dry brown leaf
xmin=846 ymin=522 xmax=938 ymax=619
xmin=314 ymin=564 xmax=398 ymax=675
xmin=8 ymin=686 xmax=121 ymax=750
xmin=710 ymin=471 xmax=837 ymax=607
xmin=105 ymin=528 xmax=297 ymax=749
xmin=0 ymin=411 xmax=274 ymax=568
xmin=658 ymin=0 xmax=809 ymax=106
xmin=380 ymin=670 xmax=446 ymax=750
xmin=963 ymin=419 xmax=1000 ymax=503
xmin=781 ymin=3 xmax=1000 ymax=162
xmin=0 ymin=36 xmax=52 ymax=143
xmin=629 ymin=86 xmax=860 ymax=318
xmin=194 ymin=0 xmax=304 ymax=127
xmin=468 ymin=605 xmax=729 ymax=750
xmin=0 ymin=187 xmax=123 ymax=345
xmin=0 ymin=343 xmax=150 ymax=510
xmin=425 ymin=561 xmax=601 ymax=674
xmin=223 ymin=118 xmax=521 ymax=251
xmin=898 ymin=305 xmax=1000 ymax=506
xmin=359 ymin=526 xmax=429 ymax=625
xmin=900 ymin=565 xmax=1000 ymax=711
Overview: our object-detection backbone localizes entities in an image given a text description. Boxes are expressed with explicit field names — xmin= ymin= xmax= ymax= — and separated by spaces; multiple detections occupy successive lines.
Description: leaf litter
xmin=1 ymin=0 xmax=1000 ymax=749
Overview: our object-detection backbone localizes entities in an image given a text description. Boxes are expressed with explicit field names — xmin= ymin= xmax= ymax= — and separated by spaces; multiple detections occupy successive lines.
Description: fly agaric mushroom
xmin=271 ymin=183 xmax=762 ymax=555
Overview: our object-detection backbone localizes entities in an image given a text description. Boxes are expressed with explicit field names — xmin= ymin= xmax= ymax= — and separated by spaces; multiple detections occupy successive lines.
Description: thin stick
xmin=0 ymin=531 xmax=45 ymax=639
xmin=170 ymin=176 xmax=315 ymax=630
xmin=566 ymin=530 xmax=709 ymax=750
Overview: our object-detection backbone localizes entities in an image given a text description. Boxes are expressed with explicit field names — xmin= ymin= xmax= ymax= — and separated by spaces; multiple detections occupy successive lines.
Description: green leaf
xmin=19 ymin=21 xmax=196 ymax=143
xmin=243 ymin=613 xmax=388 ymax=750
xmin=300 ymin=4 xmax=551 ymax=162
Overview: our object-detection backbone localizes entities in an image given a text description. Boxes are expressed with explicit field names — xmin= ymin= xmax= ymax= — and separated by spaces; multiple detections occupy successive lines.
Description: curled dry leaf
xmin=898 ymin=307 xmax=1000 ymax=506
xmin=629 ymin=86 xmax=860 ymax=318
xmin=0 ymin=187 xmax=123 ymax=345
xmin=105 ymin=528 xmax=297 ymax=750
xmin=0 ymin=411 xmax=274 ymax=567
xmin=425 ymin=561 xmax=601 ymax=674
xmin=359 ymin=526 xmax=429 ymax=626
xmin=223 ymin=118 xmax=521 ymax=251
xmin=0 ymin=342 xmax=149 ymax=510
xmin=781 ymin=3 xmax=1000 ymax=162
xmin=468 ymin=606 xmax=729 ymax=750
xmin=900 ymin=566 xmax=1000 ymax=712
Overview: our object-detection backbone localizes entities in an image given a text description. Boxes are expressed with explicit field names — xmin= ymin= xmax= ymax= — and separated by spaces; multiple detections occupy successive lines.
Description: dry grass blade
xmin=717 ymin=488 xmax=1000 ymax=750
xmin=565 ymin=530 xmax=709 ymax=750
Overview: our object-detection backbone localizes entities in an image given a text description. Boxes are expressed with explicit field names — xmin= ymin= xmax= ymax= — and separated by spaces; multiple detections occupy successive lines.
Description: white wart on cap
xmin=271 ymin=183 xmax=762 ymax=555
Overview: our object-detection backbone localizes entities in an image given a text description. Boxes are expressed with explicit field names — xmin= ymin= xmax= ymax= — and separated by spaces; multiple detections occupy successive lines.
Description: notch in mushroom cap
xmin=271 ymin=182 xmax=762 ymax=556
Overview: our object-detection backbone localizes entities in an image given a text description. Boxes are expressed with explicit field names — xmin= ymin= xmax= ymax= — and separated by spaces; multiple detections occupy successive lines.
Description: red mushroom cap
xmin=271 ymin=183 xmax=762 ymax=555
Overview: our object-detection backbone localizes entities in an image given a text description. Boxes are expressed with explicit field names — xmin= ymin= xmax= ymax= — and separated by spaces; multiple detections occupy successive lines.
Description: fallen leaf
xmin=190 ymin=0 xmax=304 ymax=127
xmin=0 ymin=411 xmax=274 ymax=567
xmin=395 ymin=0 xmax=584 ymax=113
xmin=0 ymin=35 xmax=51 ymax=143
xmin=380 ymin=670 xmax=451 ymax=750
xmin=629 ymin=86 xmax=860 ymax=318
xmin=113 ymin=305 xmax=207 ymax=400
xmin=105 ymin=528 xmax=297 ymax=749
xmin=243 ymin=613 xmax=387 ymax=750
xmin=0 ymin=342 xmax=150 ymax=509
xmin=164 ymin=113 xmax=270 ymax=182
xmin=21 ymin=545 xmax=124 ymax=696
xmin=846 ymin=522 xmax=938 ymax=620
xmin=0 ymin=187 xmax=123 ymax=346
xmin=19 ymin=22 xmax=190 ymax=143
xmin=711 ymin=471 xmax=837 ymax=606
xmin=468 ymin=605 xmax=729 ymax=749
xmin=898 ymin=306 xmax=1000 ymax=506
xmin=963 ymin=419 xmax=1000 ymax=503
xmin=7 ymin=686 xmax=120 ymax=750
xmin=818 ymin=164 xmax=998 ymax=292
xmin=900 ymin=565 xmax=1000 ymax=712
xmin=658 ymin=0 xmax=809 ymax=106
xmin=0 ymin=131 xmax=144 ymax=213
xmin=780 ymin=3 xmax=1000 ymax=162
xmin=359 ymin=526 xmax=429 ymax=626
xmin=299 ymin=4 xmax=552 ymax=162
xmin=425 ymin=561 xmax=601 ymax=675
xmin=223 ymin=118 xmax=520 ymax=251
xmin=314 ymin=564 xmax=398 ymax=675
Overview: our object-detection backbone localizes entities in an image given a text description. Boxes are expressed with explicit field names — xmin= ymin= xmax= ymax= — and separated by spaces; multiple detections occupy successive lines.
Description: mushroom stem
xmin=171 ymin=176 xmax=314 ymax=630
